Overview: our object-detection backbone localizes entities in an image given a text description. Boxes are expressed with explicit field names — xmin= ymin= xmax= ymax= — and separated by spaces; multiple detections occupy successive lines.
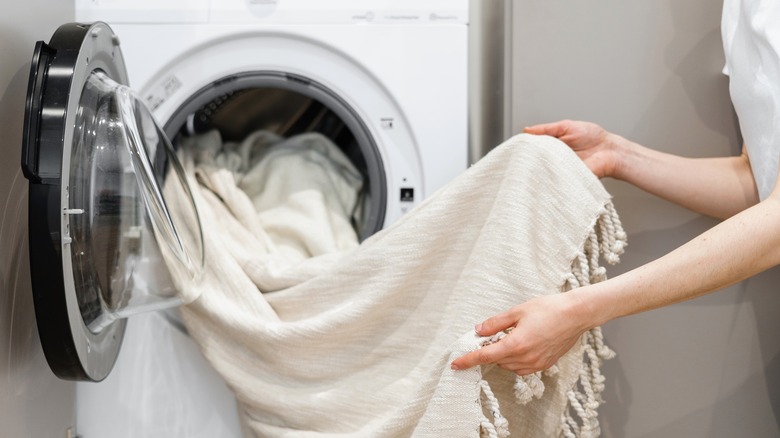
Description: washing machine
xmin=21 ymin=0 xmax=481 ymax=436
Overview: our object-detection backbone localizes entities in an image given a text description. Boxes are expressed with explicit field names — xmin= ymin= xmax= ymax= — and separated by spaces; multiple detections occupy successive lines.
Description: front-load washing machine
xmin=22 ymin=1 xmax=488 ymax=436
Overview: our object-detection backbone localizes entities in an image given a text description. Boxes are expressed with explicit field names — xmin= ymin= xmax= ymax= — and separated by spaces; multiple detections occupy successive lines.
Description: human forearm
xmin=523 ymin=120 xmax=758 ymax=218
xmin=451 ymin=195 xmax=780 ymax=375
xmin=454 ymin=120 xmax=776 ymax=376
xmin=611 ymin=134 xmax=758 ymax=219
xmin=576 ymin=196 xmax=780 ymax=327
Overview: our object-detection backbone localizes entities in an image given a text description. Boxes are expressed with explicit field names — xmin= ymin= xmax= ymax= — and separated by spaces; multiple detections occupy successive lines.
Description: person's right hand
xmin=523 ymin=120 xmax=622 ymax=179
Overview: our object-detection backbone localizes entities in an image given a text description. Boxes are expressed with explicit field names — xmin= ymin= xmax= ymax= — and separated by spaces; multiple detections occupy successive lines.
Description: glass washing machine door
xmin=21 ymin=22 xmax=204 ymax=381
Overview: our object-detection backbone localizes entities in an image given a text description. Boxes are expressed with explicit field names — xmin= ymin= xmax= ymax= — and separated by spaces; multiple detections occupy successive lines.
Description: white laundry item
xmin=162 ymin=133 xmax=626 ymax=438
xmin=178 ymin=130 xmax=364 ymax=264
xmin=722 ymin=0 xmax=780 ymax=200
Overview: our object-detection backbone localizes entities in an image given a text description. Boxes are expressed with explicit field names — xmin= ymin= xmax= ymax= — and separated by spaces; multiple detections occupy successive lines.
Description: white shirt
xmin=722 ymin=0 xmax=780 ymax=200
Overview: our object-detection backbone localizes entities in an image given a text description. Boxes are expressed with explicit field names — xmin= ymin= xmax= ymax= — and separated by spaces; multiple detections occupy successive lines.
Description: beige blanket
xmin=162 ymin=132 xmax=626 ymax=438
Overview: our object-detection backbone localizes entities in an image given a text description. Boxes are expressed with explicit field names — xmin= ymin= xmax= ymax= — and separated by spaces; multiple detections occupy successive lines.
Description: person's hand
xmin=524 ymin=120 xmax=621 ymax=179
xmin=450 ymin=293 xmax=590 ymax=376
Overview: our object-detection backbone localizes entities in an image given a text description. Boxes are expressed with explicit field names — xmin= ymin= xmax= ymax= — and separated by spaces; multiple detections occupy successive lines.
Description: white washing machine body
xmin=73 ymin=1 xmax=469 ymax=436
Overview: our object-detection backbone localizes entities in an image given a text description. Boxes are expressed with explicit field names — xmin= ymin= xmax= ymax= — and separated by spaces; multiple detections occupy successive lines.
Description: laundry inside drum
xmin=165 ymin=82 xmax=386 ymax=244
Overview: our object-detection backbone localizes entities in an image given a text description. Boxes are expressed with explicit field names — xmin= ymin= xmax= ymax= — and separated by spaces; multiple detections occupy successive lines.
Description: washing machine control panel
xmin=400 ymin=187 xmax=414 ymax=203
xmin=76 ymin=0 xmax=468 ymax=24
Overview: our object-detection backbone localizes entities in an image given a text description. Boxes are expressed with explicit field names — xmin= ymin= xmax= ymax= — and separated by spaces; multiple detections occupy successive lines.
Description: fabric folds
xmin=162 ymin=132 xmax=626 ymax=438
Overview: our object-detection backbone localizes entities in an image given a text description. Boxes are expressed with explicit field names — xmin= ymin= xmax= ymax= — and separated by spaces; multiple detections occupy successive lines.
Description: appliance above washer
xmin=21 ymin=22 xmax=204 ymax=381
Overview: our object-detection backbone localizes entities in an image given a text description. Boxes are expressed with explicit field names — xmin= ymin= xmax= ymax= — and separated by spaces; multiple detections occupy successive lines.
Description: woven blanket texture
xmin=162 ymin=132 xmax=626 ymax=438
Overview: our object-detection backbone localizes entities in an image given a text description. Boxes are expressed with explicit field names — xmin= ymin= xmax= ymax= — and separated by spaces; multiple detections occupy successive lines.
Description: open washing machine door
xmin=21 ymin=22 xmax=204 ymax=382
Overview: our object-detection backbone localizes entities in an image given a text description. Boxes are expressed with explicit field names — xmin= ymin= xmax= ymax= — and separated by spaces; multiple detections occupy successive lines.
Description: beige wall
xmin=509 ymin=1 xmax=780 ymax=436
xmin=0 ymin=1 xmax=76 ymax=436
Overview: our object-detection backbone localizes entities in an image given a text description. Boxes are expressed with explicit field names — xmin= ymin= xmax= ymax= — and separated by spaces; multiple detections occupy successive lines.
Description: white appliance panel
xmin=76 ymin=0 xmax=469 ymax=24
xmin=112 ymin=23 xmax=467 ymax=221
xmin=75 ymin=2 xmax=469 ymax=436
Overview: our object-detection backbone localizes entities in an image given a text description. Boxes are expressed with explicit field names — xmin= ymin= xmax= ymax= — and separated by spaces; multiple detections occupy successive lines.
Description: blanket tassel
xmin=479 ymin=379 xmax=511 ymax=438
xmin=557 ymin=203 xmax=624 ymax=438
xmin=478 ymin=202 xmax=625 ymax=438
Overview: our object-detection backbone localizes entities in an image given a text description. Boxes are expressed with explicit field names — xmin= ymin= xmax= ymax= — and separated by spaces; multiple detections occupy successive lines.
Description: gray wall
xmin=510 ymin=1 xmax=780 ymax=436
xmin=0 ymin=1 xmax=76 ymax=436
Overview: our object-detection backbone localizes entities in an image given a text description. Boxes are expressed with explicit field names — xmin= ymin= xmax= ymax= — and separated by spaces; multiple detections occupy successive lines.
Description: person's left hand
xmin=450 ymin=293 xmax=589 ymax=375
